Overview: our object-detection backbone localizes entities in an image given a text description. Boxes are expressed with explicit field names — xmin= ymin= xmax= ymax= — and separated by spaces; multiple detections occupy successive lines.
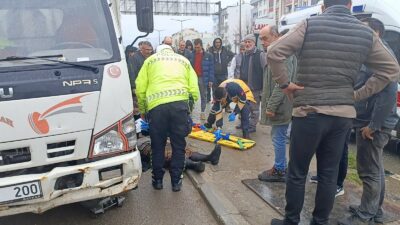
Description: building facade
xmin=171 ymin=28 xmax=214 ymax=49
xmin=213 ymin=3 xmax=252 ymax=53
xmin=250 ymin=0 xmax=320 ymax=25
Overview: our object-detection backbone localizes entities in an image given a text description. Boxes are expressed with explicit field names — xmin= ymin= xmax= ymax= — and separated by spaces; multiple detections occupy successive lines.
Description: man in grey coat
xmin=259 ymin=25 xmax=297 ymax=182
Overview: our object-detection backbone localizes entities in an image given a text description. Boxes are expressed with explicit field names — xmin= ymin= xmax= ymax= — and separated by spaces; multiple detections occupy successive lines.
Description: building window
xmin=311 ymin=0 xmax=319 ymax=5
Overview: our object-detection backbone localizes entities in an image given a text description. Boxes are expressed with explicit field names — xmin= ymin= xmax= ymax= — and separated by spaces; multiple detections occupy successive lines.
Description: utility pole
xmin=154 ymin=29 xmax=164 ymax=44
xmin=215 ymin=1 xmax=222 ymax=37
xmin=171 ymin=18 xmax=191 ymax=40
xmin=239 ymin=0 xmax=242 ymax=41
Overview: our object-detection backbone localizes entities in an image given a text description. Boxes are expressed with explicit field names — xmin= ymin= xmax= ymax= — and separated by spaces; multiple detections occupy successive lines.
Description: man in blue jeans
xmin=258 ymin=25 xmax=297 ymax=182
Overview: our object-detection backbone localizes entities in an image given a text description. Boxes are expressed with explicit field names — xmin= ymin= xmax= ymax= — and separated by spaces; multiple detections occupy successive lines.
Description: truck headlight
xmin=122 ymin=115 xmax=137 ymax=150
xmin=90 ymin=113 xmax=137 ymax=158
xmin=93 ymin=127 xmax=124 ymax=156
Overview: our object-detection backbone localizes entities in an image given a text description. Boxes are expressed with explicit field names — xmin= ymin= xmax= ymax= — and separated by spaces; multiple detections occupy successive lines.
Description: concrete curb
xmin=186 ymin=170 xmax=250 ymax=225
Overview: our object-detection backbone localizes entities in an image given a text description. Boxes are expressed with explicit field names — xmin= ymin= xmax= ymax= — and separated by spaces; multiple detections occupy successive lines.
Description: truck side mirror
xmin=136 ymin=0 xmax=154 ymax=33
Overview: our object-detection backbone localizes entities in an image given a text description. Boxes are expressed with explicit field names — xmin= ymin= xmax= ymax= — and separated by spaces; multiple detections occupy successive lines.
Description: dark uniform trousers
xmin=148 ymin=101 xmax=191 ymax=183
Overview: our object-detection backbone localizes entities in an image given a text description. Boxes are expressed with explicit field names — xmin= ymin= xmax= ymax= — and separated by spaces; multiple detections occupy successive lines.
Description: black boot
xmin=152 ymin=176 xmax=163 ymax=190
xmin=243 ymin=130 xmax=250 ymax=139
xmin=189 ymin=152 xmax=208 ymax=162
xmin=189 ymin=144 xmax=222 ymax=165
xmin=171 ymin=179 xmax=182 ymax=192
xmin=185 ymin=158 xmax=205 ymax=173
xmin=208 ymin=144 xmax=221 ymax=165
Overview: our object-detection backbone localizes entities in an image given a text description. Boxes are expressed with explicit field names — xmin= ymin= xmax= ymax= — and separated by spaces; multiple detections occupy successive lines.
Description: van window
xmin=383 ymin=31 xmax=400 ymax=63
xmin=0 ymin=0 xmax=115 ymax=67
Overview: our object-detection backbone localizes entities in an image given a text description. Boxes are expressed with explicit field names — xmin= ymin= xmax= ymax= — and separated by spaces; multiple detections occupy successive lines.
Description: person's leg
xmin=283 ymin=114 xmax=325 ymax=224
xmin=375 ymin=158 xmax=386 ymax=223
xmin=189 ymin=144 xmax=221 ymax=165
xmin=272 ymin=124 xmax=289 ymax=172
xmin=259 ymin=124 xmax=289 ymax=182
xmin=205 ymin=101 xmax=223 ymax=128
xmin=286 ymin=122 xmax=292 ymax=141
xmin=239 ymin=103 xmax=251 ymax=138
xmin=355 ymin=129 xmax=390 ymax=220
xmin=249 ymin=90 xmax=261 ymax=131
xmin=337 ymin=128 xmax=351 ymax=188
xmin=198 ymin=78 xmax=207 ymax=113
xmin=312 ymin=116 xmax=352 ymax=224
xmin=207 ymin=85 xmax=212 ymax=102
xmin=148 ymin=105 xmax=169 ymax=186
xmin=168 ymin=101 xmax=191 ymax=191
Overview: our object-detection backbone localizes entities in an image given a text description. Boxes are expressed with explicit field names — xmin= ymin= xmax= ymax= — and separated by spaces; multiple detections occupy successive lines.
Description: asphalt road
xmin=0 ymin=171 xmax=218 ymax=225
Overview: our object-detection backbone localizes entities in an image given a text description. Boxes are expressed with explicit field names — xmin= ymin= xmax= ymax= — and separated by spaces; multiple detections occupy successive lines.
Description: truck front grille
xmin=0 ymin=147 xmax=31 ymax=166
xmin=47 ymin=140 xmax=75 ymax=158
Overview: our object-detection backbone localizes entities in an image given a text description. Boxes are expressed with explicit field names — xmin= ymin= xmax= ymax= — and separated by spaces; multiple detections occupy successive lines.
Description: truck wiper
xmin=0 ymin=54 xmax=99 ymax=73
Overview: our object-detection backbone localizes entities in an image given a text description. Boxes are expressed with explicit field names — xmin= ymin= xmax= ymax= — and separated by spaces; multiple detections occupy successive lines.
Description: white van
xmin=280 ymin=0 xmax=400 ymax=62
xmin=0 ymin=0 xmax=153 ymax=217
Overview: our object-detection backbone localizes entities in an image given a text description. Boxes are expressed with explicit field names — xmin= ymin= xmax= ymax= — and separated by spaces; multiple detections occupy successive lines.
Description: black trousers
xmin=208 ymin=74 xmax=227 ymax=101
xmin=337 ymin=128 xmax=351 ymax=187
xmin=148 ymin=101 xmax=191 ymax=183
xmin=285 ymin=113 xmax=352 ymax=225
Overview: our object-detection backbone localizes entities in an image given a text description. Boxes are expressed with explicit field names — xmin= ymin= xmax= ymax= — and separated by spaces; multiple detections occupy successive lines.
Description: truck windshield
xmin=0 ymin=0 xmax=115 ymax=67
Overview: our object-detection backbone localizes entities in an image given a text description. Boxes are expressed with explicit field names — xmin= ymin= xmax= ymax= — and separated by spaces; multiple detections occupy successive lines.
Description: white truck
xmin=0 ymin=0 xmax=153 ymax=217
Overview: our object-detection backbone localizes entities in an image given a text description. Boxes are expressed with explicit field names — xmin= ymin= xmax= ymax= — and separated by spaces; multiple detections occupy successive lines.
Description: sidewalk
xmin=186 ymin=110 xmax=400 ymax=225
xmin=187 ymin=110 xmax=290 ymax=225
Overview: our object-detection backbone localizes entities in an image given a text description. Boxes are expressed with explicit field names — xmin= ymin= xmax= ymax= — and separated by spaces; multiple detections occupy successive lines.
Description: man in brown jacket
xmin=267 ymin=0 xmax=399 ymax=224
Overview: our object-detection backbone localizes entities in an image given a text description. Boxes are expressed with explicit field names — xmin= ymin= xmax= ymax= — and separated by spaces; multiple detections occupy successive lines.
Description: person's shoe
xmin=258 ymin=167 xmax=286 ymax=182
xmin=208 ymin=144 xmax=222 ymax=165
xmin=200 ymin=112 xmax=206 ymax=120
xmin=349 ymin=205 xmax=384 ymax=224
xmin=270 ymin=218 xmax=284 ymax=225
xmin=242 ymin=130 xmax=250 ymax=139
xmin=309 ymin=175 xmax=318 ymax=184
xmin=171 ymin=179 xmax=182 ymax=192
xmin=335 ymin=186 xmax=345 ymax=198
xmin=189 ymin=144 xmax=221 ymax=165
xmin=235 ymin=124 xmax=242 ymax=129
xmin=185 ymin=158 xmax=205 ymax=173
xmin=338 ymin=214 xmax=374 ymax=225
xmin=374 ymin=209 xmax=384 ymax=224
xmin=152 ymin=177 xmax=163 ymax=190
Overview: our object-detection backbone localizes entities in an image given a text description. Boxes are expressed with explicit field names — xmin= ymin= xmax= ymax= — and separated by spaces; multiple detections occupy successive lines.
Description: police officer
xmin=136 ymin=44 xmax=199 ymax=192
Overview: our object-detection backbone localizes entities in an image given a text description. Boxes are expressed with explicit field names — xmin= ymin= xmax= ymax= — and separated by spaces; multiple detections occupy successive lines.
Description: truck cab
xmin=0 ymin=0 xmax=152 ymax=217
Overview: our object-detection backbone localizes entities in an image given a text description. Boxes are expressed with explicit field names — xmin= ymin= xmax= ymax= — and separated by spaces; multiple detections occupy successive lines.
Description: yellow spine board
xmin=189 ymin=130 xmax=256 ymax=150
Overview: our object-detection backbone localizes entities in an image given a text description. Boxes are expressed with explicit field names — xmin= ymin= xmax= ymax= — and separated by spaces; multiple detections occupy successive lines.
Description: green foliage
xmin=347 ymin=149 xmax=362 ymax=185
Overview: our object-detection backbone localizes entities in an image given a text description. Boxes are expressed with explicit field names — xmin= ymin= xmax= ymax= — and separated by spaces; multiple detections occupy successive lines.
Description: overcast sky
xmin=121 ymin=0 xmax=249 ymax=47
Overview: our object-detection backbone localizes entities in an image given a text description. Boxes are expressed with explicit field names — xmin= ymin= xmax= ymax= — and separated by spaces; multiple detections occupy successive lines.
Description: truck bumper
xmin=0 ymin=150 xmax=141 ymax=217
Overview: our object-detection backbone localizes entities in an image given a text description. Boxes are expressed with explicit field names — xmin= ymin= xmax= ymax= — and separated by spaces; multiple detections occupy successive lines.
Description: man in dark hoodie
xmin=209 ymin=38 xmax=234 ymax=101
